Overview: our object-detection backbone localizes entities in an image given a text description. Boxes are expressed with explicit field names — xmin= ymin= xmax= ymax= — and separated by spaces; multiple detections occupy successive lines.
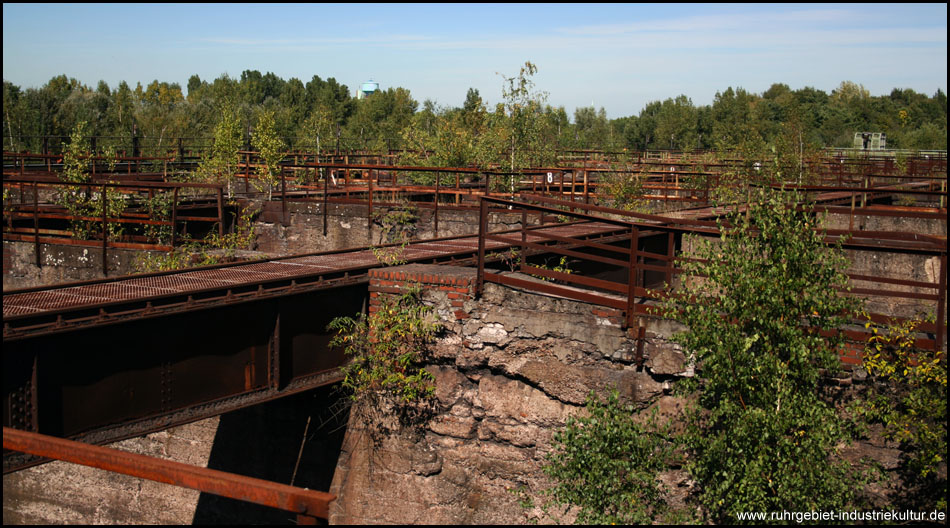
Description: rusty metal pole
xmin=33 ymin=181 xmax=40 ymax=268
xmin=626 ymin=225 xmax=639 ymax=328
xmin=520 ymin=206 xmax=528 ymax=273
xmin=937 ymin=253 xmax=946 ymax=353
xmin=367 ymin=168 xmax=373 ymax=243
xmin=704 ymin=173 xmax=710 ymax=205
xmin=666 ymin=231 xmax=675 ymax=289
xmin=217 ymin=187 xmax=224 ymax=239
xmin=2 ymin=427 xmax=335 ymax=521
xmin=584 ymin=171 xmax=590 ymax=204
xmin=171 ymin=187 xmax=178 ymax=248
xmin=323 ymin=167 xmax=329 ymax=237
xmin=476 ymin=198 xmax=488 ymax=297
xmin=102 ymin=183 xmax=108 ymax=276
xmin=571 ymin=171 xmax=577 ymax=203
xmin=281 ymin=167 xmax=287 ymax=226
xmin=434 ymin=171 xmax=440 ymax=238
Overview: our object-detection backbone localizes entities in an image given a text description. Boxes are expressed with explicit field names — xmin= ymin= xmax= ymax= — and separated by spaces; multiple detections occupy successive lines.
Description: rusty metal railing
xmin=3 ymin=427 xmax=334 ymax=523
xmin=3 ymin=178 xmax=226 ymax=275
xmin=476 ymin=195 xmax=947 ymax=352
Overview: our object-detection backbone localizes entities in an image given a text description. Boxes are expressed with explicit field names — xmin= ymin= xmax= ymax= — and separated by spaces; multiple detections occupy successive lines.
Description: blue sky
xmin=3 ymin=3 xmax=946 ymax=119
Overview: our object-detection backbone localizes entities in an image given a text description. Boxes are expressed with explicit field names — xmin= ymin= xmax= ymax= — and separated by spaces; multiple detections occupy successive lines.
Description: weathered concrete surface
xmin=680 ymin=212 xmax=946 ymax=320
xmin=327 ymin=264 xmax=920 ymax=525
xmin=3 ymin=202 xmax=518 ymax=290
xmin=2 ymin=241 xmax=162 ymax=291
xmin=2 ymin=418 xmax=220 ymax=525
xmin=328 ymin=265 xmax=690 ymax=525
xmin=252 ymin=201 xmax=523 ymax=256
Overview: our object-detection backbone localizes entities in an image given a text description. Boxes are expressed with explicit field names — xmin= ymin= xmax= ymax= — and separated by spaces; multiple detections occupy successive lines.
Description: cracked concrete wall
xmin=2 ymin=241 xmax=166 ymax=291
xmin=327 ymin=263 xmax=923 ymax=524
xmin=328 ymin=264 xmax=694 ymax=524
xmin=2 ymin=419 xmax=220 ymax=525
xmin=252 ymin=202 xmax=525 ymax=256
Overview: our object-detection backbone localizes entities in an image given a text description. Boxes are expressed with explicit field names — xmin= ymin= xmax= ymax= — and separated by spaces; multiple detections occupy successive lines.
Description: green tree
xmin=497 ymin=61 xmax=556 ymax=191
xmin=57 ymin=121 xmax=127 ymax=240
xmin=857 ymin=313 xmax=947 ymax=510
xmin=573 ymin=106 xmax=611 ymax=150
xmin=657 ymin=188 xmax=866 ymax=522
xmin=197 ymin=102 xmax=243 ymax=198
xmin=328 ymin=285 xmax=441 ymax=430
xmin=346 ymin=86 xmax=417 ymax=152
xmin=542 ymin=390 xmax=677 ymax=524
xmin=462 ymin=87 xmax=481 ymax=114
xmin=251 ymin=109 xmax=286 ymax=200
xmin=653 ymin=95 xmax=700 ymax=151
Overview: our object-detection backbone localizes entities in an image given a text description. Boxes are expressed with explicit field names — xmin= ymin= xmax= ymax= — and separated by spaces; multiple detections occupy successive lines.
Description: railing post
xmin=102 ymin=183 xmax=108 ymax=276
xmin=476 ymin=198 xmax=488 ymax=297
xmin=520 ymin=207 xmax=527 ymax=273
xmin=626 ymin=225 xmax=639 ymax=329
xmin=937 ymin=253 xmax=946 ymax=353
xmin=367 ymin=168 xmax=373 ymax=242
xmin=323 ymin=165 xmax=329 ymax=237
xmin=431 ymin=171 xmax=439 ymax=238
xmin=583 ymin=170 xmax=590 ymax=204
xmin=217 ymin=187 xmax=224 ymax=239
xmin=171 ymin=187 xmax=178 ymax=247
xmin=33 ymin=181 xmax=40 ymax=268
xmin=281 ymin=166 xmax=287 ymax=226
xmin=666 ymin=230 xmax=675 ymax=289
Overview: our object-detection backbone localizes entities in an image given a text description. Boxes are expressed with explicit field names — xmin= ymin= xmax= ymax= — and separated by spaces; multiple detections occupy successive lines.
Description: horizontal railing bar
xmin=2 ymin=427 xmax=334 ymax=521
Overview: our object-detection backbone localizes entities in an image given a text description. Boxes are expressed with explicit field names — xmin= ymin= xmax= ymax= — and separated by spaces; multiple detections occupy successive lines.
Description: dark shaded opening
xmin=192 ymin=383 xmax=350 ymax=525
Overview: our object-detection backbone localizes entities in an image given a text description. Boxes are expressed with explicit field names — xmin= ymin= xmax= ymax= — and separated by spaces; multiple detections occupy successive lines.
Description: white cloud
xmin=561 ymin=8 xmax=857 ymax=36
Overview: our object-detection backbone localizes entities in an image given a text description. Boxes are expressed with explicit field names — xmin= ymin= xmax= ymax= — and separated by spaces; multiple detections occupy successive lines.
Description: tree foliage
xmin=3 ymin=69 xmax=946 ymax=167
xmin=657 ymin=188 xmax=866 ymax=521
xmin=250 ymin=109 xmax=286 ymax=200
xmin=855 ymin=313 xmax=947 ymax=510
xmin=329 ymin=286 xmax=441 ymax=419
xmin=196 ymin=102 xmax=242 ymax=197
xmin=543 ymin=390 xmax=677 ymax=525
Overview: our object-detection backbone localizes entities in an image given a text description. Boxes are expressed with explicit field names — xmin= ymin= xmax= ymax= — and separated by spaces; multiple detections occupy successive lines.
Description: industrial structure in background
xmin=854 ymin=132 xmax=887 ymax=150
xmin=357 ymin=79 xmax=379 ymax=99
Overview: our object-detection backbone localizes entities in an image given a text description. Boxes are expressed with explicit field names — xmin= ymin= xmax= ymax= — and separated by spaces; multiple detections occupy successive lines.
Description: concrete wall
xmin=3 ymin=201 xmax=517 ymax=291
xmin=2 ymin=241 xmax=163 ymax=291
xmin=328 ymin=265 xmax=695 ymax=524
xmin=2 ymin=419 xmax=220 ymax=525
xmin=2 ymin=385 xmax=349 ymax=525
xmin=327 ymin=264 xmax=916 ymax=525
xmin=252 ymin=201 xmax=523 ymax=256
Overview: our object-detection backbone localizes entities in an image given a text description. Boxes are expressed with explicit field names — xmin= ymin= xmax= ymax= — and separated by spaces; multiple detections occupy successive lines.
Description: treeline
xmin=3 ymin=67 xmax=947 ymax=162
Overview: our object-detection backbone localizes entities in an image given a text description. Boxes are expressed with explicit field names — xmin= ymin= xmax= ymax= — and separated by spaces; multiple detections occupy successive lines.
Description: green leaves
xmin=657 ymin=187 xmax=865 ymax=521
xmin=329 ymin=286 xmax=441 ymax=410
xmin=855 ymin=313 xmax=946 ymax=509
xmin=251 ymin=109 xmax=286 ymax=201
xmin=543 ymin=390 xmax=677 ymax=525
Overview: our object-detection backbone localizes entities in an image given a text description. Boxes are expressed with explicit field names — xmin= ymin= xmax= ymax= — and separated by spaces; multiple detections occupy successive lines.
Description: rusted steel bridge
xmin=2 ymin=216 xmax=630 ymax=459
xmin=3 ymin=149 xmax=947 ymax=522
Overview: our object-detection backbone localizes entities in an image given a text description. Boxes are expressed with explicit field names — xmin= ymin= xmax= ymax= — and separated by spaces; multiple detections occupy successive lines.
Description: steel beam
xmin=3 ymin=427 xmax=335 ymax=522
